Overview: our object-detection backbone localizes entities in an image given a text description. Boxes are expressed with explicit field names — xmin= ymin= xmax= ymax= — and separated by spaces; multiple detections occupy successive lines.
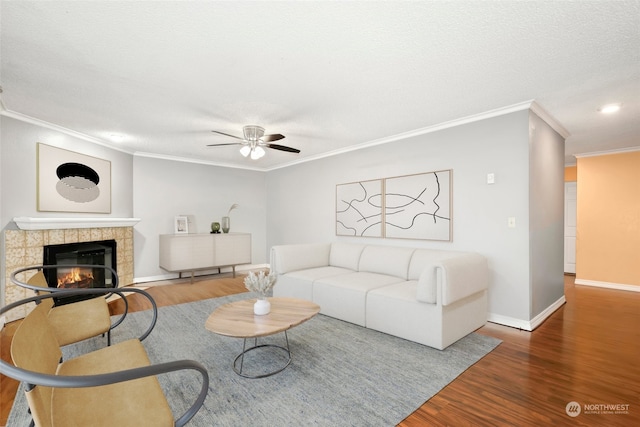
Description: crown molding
xmin=0 ymin=109 xmax=134 ymax=155
xmin=574 ymin=146 xmax=640 ymax=158
xmin=267 ymin=100 xmax=540 ymax=171
xmin=529 ymin=101 xmax=570 ymax=138
xmin=2 ymin=100 xmax=567 ymax=171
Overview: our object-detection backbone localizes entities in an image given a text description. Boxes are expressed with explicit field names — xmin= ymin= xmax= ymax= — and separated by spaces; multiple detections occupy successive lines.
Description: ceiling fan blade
xmin=211 ymin=130 xmax=245 ymax=140
xmin=266 ymin=143 xmax=300 ymax=153
xmin=206 ymin=142 xmax=243 ymax=147
xmin=262 ymin=133 xmax=285 ymax=142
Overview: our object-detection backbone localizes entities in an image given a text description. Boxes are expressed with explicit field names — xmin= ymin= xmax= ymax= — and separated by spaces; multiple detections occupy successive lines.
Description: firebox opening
xmin=43 ymin=239 xmax=117 ymax=305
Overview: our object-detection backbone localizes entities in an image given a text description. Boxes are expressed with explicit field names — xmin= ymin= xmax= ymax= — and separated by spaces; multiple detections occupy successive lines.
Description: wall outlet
xmin=487 ymin=173 xmax=495 ymax=184
xmin=508 ymin=217 xmax=516 ymax=228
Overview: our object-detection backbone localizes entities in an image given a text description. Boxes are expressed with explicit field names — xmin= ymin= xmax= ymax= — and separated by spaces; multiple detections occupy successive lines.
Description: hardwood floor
xmin=2 ymin=275 xmax=638 ymax=426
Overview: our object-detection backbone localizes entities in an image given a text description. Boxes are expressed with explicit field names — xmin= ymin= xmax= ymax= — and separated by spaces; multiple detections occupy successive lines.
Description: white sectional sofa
xmin=270 ymin=242 xmax=489 ymax=350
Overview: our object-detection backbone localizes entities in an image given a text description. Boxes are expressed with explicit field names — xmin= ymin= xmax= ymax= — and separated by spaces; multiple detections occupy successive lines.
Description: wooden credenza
xmin=159 ymin=233 xmax=251 ymax=281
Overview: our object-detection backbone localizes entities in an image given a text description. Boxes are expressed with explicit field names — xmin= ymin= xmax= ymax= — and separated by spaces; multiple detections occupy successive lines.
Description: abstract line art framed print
xmin=384 ymin=170 xmax=452 ymax=241
xmin=336 ymin=179 xmax=383 ymax=237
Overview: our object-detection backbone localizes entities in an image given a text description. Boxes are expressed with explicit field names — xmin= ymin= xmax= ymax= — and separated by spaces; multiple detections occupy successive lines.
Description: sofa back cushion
xmin=271 ymin=243 xmax=331 ymax=274
xmin=358 ymin=245 xmax=414 ymax=279
xmin=329 ymin=242 xmax=365 ymax=270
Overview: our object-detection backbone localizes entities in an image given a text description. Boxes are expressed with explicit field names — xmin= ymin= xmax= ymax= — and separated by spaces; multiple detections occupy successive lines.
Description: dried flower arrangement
xmin=243 ymin=270 xmax=277 ymax=298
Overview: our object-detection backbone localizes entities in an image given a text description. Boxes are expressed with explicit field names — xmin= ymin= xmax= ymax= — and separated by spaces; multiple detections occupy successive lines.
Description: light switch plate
xmin=487 ymin=173 xmax=495 ymax=184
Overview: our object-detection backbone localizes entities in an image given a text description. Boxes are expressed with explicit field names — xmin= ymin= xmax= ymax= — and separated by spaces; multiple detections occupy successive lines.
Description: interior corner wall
xmin=528 ymin=112 xmax=565 ymax=319
xmin=576 ymin=151 xmax=640 ymax=287
xmin=266 ymin=110 xmax=537 ymax=324
xmin=132 ymin=156 xmax=268 ymax=281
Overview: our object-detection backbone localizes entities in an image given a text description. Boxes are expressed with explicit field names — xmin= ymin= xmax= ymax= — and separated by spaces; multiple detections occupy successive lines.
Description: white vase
xmin=254 ymin=298 xmax=270 ymax=315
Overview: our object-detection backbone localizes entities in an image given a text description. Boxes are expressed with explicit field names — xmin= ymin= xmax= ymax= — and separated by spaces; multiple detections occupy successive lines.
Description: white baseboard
xmin=133 ymin=263 xmax=269 ymax=285
xmin=575 ymin=278 xmax=640 ymax=293
xmin=487 ymin=313 xmax=533 ymax=331
xmin=529 ymin=295 xmax=566 ymax=330
xmin=488 ymin=295 xmax=566 ymax=331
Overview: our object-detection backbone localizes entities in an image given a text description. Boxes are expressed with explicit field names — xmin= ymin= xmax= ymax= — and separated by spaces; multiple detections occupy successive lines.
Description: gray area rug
xmin=8 ymin=293 xmax=501 ymax=426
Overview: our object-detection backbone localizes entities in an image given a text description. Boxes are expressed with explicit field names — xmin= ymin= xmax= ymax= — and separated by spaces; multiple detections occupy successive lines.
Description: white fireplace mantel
xmin=13 ymin=217 xmax=141 ymax=230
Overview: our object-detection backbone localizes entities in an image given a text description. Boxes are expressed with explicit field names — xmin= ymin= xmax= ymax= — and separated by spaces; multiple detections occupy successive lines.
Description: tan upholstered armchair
xmin=11 ymin=265 xmax=151 ymax=346
xmin=0 ymin=289 xmax=209 ymax=427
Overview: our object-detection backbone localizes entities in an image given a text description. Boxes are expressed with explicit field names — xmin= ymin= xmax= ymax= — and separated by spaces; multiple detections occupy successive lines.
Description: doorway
xmin=564 ymin=182 xmax=577 ymax=273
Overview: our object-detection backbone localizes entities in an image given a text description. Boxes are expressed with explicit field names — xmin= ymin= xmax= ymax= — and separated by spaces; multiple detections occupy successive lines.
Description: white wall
xmin=0 ymin=116 xmax=134 ymax=225
xmin=1 ymin=109 xmax=566 ymax=326
xmin=132 ymin=156 xmax=268 ymax=280
xmin=528 ymin=111 xmax=565 ymax=319
xmin=267 ymin=110 xmax=542 ymax=324
xmin=0 ymin=116 xmax=134 ymax=300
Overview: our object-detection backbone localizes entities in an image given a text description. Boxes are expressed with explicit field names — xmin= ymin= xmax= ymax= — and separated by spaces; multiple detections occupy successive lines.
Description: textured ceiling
xmin=1 ymin=1 xmax=639 ymax=170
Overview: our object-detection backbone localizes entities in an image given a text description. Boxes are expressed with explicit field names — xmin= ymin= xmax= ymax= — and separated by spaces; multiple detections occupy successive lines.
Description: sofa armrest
xmin=416 ymin=253 xmax=489 ymax=306
xmin=270 ymin=243 xmax=331 ymax=274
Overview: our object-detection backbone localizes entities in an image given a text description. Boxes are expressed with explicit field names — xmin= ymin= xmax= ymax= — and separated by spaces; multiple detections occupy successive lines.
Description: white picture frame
xmin=37 ymin=143 xmax=112 ymax=213
xmin=174 ymin=216 xmax=189 ymax=234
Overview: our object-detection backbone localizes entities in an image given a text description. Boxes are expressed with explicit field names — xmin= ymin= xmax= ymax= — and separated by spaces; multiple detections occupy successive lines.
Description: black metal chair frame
xmin=11 ymin=265 xmax=141 ymax=345
xmin=1 ymin=288 xmax=209 ymax=427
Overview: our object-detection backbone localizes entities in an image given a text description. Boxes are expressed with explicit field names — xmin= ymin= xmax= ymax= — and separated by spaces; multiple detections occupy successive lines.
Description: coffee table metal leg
xmin=233 ymin=331 xmax=292 ymax=378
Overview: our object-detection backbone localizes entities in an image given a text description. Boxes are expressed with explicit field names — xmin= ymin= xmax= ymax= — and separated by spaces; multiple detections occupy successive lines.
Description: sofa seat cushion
xmin=313 ymin=272 xmax=406 ymax=326
xmin=366 ymin=281 xmax=444 ymax=349
xmin=273 ymin=266 xmax=353 ymax=301
xmin=367 ymin=280 xmax=424 ymax=303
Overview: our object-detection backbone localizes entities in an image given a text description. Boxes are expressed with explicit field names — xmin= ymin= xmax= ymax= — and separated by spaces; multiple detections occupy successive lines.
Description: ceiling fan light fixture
xmin=239 ymin=145 xmax=251 ymax=157
xmin=251 ymin=146 xmax=266 ymax=160
xmin=209 ymin=125 xmax=299 ymax=159
xmin=243 ymin=125 xmax=265 ymax=141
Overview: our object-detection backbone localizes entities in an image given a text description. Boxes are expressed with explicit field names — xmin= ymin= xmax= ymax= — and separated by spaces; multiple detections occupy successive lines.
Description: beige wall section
xmin=564 ymin=166 xmax=577 ymax=182
xmin=576 ymin=151 xmax=640 ymax=287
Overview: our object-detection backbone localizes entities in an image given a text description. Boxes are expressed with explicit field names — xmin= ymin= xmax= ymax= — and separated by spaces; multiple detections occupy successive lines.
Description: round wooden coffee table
xmin=205 ymin=297 xmax=320 ymax=378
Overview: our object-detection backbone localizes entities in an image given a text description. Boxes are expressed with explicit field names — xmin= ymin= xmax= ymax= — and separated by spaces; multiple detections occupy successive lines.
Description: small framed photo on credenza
xmin=174 ymin=216 xmax=189 ymax=234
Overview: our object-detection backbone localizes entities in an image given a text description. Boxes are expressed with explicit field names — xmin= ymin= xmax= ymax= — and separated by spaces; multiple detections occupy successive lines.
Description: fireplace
xmin=43 ymin=239 xmax=117 ymax=304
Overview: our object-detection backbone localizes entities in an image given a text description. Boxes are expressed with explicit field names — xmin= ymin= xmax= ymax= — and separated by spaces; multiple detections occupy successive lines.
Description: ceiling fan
xmin=207 ymin=125 xmax=300 ymax=160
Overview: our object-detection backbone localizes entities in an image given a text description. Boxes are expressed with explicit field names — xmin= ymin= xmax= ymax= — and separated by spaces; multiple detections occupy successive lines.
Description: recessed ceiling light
xmin=108 ymin=133 xmax=125 ymax=142
xmin=599 ymin=103 xmax=621 ymax=114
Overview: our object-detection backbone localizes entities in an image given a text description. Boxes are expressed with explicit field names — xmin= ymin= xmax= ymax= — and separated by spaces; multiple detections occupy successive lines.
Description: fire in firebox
xmin=57 ymin=268 xmax=95 ymax=288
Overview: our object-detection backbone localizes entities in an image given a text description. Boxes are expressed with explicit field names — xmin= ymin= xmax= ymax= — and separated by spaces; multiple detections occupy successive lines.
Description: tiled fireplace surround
xmin=3 ymin=223 xmax=134 ymax=322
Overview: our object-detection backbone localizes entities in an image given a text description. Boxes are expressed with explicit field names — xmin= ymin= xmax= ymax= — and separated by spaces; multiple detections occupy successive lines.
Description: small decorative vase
xmin=221 ymin=216 xmax=230 ymax=233
xmin=210 ymin=222 xmax=220 ymax=234
xmin=254 ymin=297 xmax=270 ymax=315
